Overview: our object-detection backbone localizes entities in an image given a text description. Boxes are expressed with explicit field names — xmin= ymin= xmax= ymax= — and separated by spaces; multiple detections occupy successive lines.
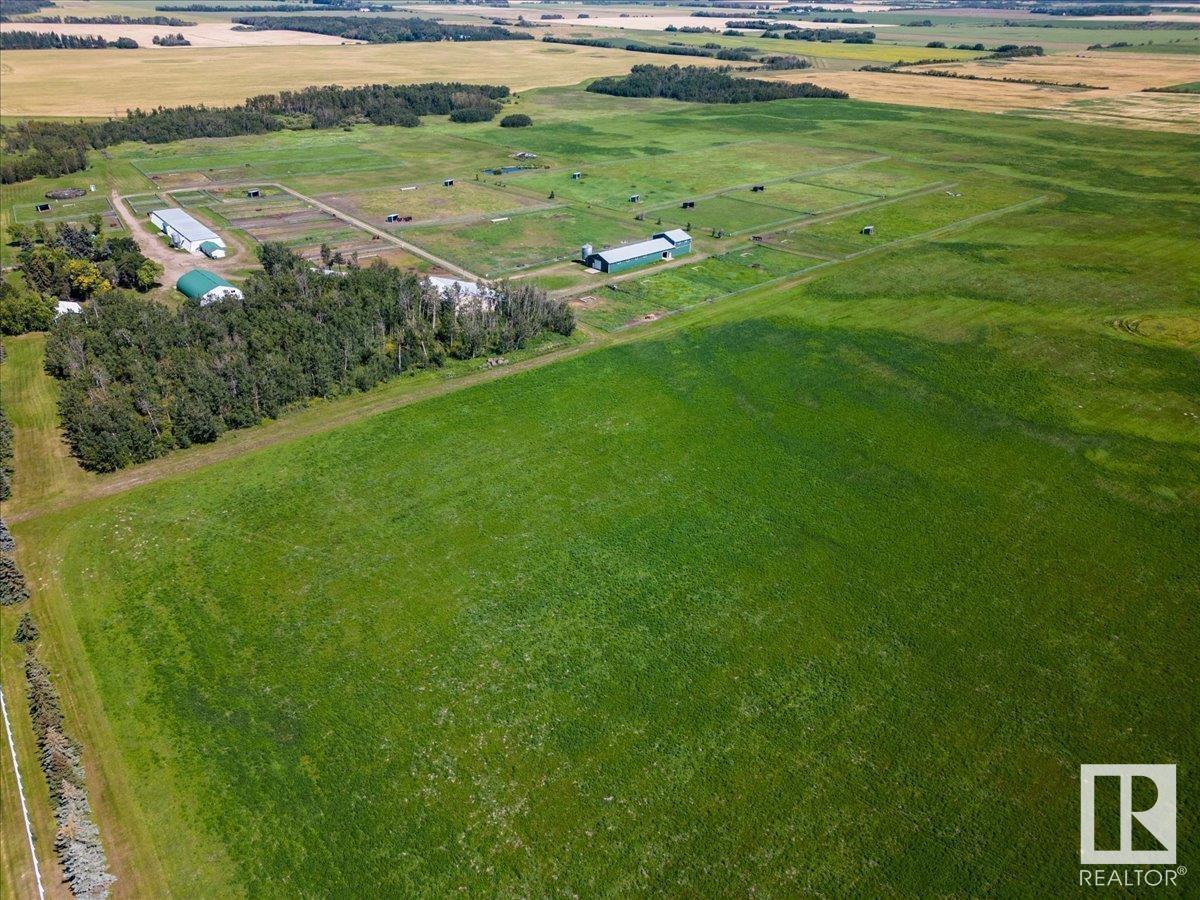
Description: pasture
xmin=2 ymin=77 xmax=1199 ymax=898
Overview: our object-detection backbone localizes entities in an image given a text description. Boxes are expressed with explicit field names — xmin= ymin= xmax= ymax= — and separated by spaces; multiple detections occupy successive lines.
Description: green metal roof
xmin=199 ymin=241 xmax=221 ymax=254
xmin=177 ymin=268 xmax=232 ymax=300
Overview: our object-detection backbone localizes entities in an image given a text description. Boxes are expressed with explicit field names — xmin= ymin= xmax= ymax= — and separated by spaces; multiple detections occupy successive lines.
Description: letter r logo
xmin=1080 ymin=764 xmax=1176 ymax=865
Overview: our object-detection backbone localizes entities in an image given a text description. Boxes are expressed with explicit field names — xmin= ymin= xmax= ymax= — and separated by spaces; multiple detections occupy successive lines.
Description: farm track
xmin=8 ymin=193 xmax=1047 ymax=526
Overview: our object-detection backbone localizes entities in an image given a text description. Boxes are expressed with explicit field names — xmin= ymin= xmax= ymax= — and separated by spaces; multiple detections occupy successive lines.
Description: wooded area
xmin=586 ymin=65 xmax=848 ymax=103
xmin=44 ymin=245 xmax=573 ymax=471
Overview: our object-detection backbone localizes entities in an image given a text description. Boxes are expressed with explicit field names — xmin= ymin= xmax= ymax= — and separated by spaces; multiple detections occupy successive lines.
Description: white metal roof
xmin=656 ymin=229 xmax=691 ymax=244
xmin=595 ymin=237 xmax=675 ymax=265
xmin=150 ymin=207 xmax=221 ymax=244
xmin=428 ymin=276 xmax=482 ymax=297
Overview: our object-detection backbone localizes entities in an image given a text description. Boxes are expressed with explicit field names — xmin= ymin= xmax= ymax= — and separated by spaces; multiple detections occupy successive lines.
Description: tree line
xmin=0 ymin=30 xmax=139 ymax=49
xmin=1 ymin=81 xmax=510 ymax=183
xmin=543 ymin=34 xmax=752 ymax=61
xmin=231 ymin=14 xmax=531 ymax=43
xmin=44 ymin=244 xmax=574 ymax=472
xmin=18 ymin=622 xmax=117 ymax=897
xmin=784 ymin=28 xmax=876 ymax=43
xmin=586 ymin=64 xmax=848 ymax=103
xmin=16 ymin=14 xmax=196 ymax=25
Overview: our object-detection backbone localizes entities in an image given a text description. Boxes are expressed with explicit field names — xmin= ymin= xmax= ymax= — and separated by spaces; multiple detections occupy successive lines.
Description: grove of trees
xmin=587 ymin=64 xmax=848 ymax=103
xmin=231 ymin=14 xmax=531 ymax=43
xmin=44 ymin=244 xmax=574 ymax=472
xmin=0 ymin=30 xmax=138 ymax=49
xmin=1 ymin=82 xmax=511 ymax=183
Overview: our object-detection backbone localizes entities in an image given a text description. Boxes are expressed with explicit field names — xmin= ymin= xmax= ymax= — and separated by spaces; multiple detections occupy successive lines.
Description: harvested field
xmin=766 ymin=52 xmax=1200 ymax=131
xmin=0 ymin=21 xmax=360 ymax=48
xmin=0 ymin=42 xmax=697 ymax=116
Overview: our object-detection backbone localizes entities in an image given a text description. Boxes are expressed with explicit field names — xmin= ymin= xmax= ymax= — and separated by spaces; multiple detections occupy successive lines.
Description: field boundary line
xmin=1 ymin=678 xmax=46 ymax=900
xmin=607 ymin=194 xmax=1049 ymax=333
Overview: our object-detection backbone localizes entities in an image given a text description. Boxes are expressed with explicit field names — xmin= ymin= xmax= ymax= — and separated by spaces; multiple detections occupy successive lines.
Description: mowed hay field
xmin=4 ymin=90 xmax=1198 ymax=895
xmin=0 ymin=41 xmax=680 ymax=116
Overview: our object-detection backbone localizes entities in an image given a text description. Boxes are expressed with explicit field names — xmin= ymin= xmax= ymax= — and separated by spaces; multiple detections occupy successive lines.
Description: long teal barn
xmin=583 ymin=229 xmax=692 ymax=274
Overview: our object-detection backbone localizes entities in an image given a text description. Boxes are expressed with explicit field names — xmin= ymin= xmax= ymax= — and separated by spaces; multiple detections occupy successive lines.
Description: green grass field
xmin=2 ymin=81 xmax=1199 ymax=896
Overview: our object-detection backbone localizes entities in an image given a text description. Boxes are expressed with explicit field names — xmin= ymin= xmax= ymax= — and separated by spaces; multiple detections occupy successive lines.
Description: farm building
xmin=55 ymin=300 xmax=82 ymax=317
xmin=581 ymin=229 xmax=692 ymax=274
xmin=428 ymin=276 xmax=495 ymax=311
xmin=150 ymin=208 xmax=226 ymax=255
xmin=177 ymin=269 xmax=243 ymax=306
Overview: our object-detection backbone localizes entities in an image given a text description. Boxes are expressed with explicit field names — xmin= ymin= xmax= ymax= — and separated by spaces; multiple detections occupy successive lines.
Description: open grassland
xmin=1 ymin=87 xmax=1197 ymax=896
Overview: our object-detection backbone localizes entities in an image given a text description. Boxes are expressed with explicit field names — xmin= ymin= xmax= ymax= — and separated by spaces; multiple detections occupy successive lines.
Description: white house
xmin=149 ymin=208 xmax=226 ymax=255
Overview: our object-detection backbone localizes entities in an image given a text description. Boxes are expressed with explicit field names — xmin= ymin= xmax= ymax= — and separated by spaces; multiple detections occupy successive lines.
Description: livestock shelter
xmin=199 ymin=240 xmax=226 ymax=259
xmin=177 ymin=269 xmax=243 ymax=306
xmin=150 ymin=208 xmax=226 ymax=255
xmin=581 ymin=229 xmax=692 ymax=274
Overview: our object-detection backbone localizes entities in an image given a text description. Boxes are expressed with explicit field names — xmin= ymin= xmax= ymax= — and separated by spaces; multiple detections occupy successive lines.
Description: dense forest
xmin=44 ymin=245 xmax=573 ymax=472
xmin=587 ymin=64 xmax=847 ymax=103
xmin=231 ymin=15 xmax=531 ymax=42
xmin=0 ymin=30 xmax=139 ymax=49
xmin=1 ymin=81 xmax=510 ymax=183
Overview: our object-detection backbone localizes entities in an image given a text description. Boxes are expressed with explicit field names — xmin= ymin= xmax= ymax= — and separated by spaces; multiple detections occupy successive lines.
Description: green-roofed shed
xmin=199 ymin=240 xmax=226 ymax=259
xmin=177 ymin=269 xmax=243 ymax=306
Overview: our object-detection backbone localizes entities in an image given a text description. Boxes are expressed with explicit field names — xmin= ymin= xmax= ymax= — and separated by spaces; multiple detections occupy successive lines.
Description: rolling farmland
xmin=1 ymin=1 xmax=1199 ymax=893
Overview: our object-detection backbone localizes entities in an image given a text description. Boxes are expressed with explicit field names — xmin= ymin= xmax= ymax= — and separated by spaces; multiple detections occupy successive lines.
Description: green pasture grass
xmin=579 ymin=244 xmax=821 ymax=330
xmin=770 ymin=179 xmax=1040 ymax=257
xmin=652 ymin=195 xmax=811 ymax=235
xmin=733 ymin=179 xmax=878 ymax=212
xmin=510 ymin=142 xmax=872 ymax=211
xmin=21 ymin=261 xmax=1198 ymax=893
xmin=405 ymin=207 xmax=648 ymax=276
xmin=798 ymin=158 xmax=950 ymax=197
xmin=321 ymin=179 xmax=545 ymax=226
xmin=10 ymin=194 xmax=113 ymax=225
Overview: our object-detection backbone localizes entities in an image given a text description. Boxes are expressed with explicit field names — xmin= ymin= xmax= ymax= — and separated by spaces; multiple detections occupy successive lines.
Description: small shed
xmin=751 ymin=185 xmax=765 ymax=193
xmin=571 ymin=172 xmax=583 ymax=180
xmin=199 ymin=240 xmax=226 ymax=259
xmin=681 ymin=201 xmax=695 ymax=209
xmin=246 ymin=189 xmax=261 ymax=198
xmin=860 ymin=225 xmax=874 ymax=235
xmin=55 ymin=300 xmax=82 ymax=318
xmin=443 ymin=179 xmax=455 ymax=187
xmin=35 ymin=203 xmax=50 ymax=213
xmin=386 ymin=213 xmax=400 ymax=223
xmin=629 ymin=194 xmax=640 ymax=203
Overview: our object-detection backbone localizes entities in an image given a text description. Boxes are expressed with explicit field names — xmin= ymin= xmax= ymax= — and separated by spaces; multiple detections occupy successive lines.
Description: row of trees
xmin=231 ymin=14 xmax=531 ymax=43
xmin=44 ymin=244 xmax=573 ymax=472
xmin=17 ymin=14 xmax=195 ymax=25
xmin=0 ymin=30 xmax=138 ymax=49
xmin=587 ymin=64 xmax=848 ymax=103
xmin=0 ymin=368 xmax=11 ymax=501
xmin=1 ymin=81 xmax=511 ymax=183
xmin=784 ymin=28 xmax=876 ymax=42
xmin=21 ymin=629 xmax=117 ymax=898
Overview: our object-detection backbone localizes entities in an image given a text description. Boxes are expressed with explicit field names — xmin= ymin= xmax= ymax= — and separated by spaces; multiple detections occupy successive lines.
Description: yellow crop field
xmin=0 ymin=42 xmax=671 ymax=117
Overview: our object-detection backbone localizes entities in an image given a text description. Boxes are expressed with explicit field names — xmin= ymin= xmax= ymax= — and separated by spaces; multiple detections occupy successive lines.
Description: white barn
xmin=149 ymin=208 xmax=226 ymax=255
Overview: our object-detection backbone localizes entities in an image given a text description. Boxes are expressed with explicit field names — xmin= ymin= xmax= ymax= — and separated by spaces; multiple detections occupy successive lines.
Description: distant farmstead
xmin=582 ymin=229 xmax=692 ymax=274
xmin=150 ymin=208 xmax=226 ymax=256
xmin=177 ymin=269 xmax=243 ymax=306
